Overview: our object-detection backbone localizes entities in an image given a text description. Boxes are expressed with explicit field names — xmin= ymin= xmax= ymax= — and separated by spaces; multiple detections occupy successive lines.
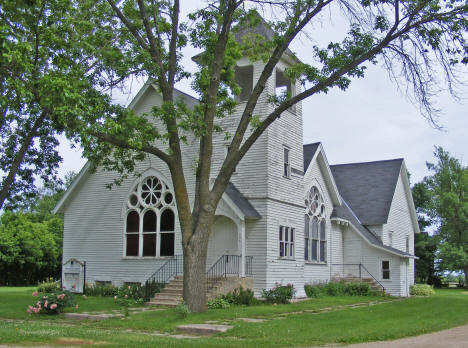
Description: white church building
xmin=55 ymin=23 xmax=418 ymax=299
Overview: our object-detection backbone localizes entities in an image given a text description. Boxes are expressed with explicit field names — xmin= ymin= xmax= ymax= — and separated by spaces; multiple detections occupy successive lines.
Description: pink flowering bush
xmin=27 ymin=290 xmax=76 ymax=315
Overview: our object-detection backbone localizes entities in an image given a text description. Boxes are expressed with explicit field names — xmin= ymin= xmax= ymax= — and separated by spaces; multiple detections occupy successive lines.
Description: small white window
xmin=283 ymin=147 xmax=290 ymax=178
xmin=279 ymin=226 xmax=295 ymax=259
xmin=382 ymin=260 xmax=390 ymax=280
xmin=405 ymin=236 xmax=410 ymax=253
xmin=388 ymin=232 xmax=393 ymax=247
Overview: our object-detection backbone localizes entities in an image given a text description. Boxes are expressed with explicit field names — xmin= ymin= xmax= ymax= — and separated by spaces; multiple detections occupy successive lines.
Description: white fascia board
xmin=316 ymin=144 xmax=342 ymax=206
xmin=345 ymin=218 xmax=418 ymax=259
xmin=220 ymin=192 xmax=245 ymax=222
xmin=53 ymin=162 xmax=91 ymax=214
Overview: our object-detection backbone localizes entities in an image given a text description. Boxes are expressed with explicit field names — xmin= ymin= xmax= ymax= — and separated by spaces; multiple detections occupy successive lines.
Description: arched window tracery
xmin=304 ymin=186 xmax=327 ymax=262
xmin=125 ymin=176 xmax=175 ymax=257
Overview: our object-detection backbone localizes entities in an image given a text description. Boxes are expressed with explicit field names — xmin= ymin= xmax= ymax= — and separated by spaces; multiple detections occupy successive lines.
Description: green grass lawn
xmin=0 ymin=287 xmax=467 ymax=347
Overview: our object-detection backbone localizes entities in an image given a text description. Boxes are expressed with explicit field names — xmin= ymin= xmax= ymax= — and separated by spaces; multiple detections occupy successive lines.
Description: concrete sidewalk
xmin=333 ymin=323 xmax=468 ymax=348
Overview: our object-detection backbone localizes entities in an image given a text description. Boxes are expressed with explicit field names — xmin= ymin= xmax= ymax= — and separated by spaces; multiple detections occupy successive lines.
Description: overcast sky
xmin=57 ymin=1 xmax=468 ymax=185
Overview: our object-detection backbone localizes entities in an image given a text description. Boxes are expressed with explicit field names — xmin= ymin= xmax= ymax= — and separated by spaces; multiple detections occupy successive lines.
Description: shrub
xmin=84 ymin=283 xmax=119 ymax=297
xmin=37 ymin=279 xmax=60 ymax=293
xmin=262 ymin=283 xmax=295 ymax=304
xmin=343 ymin=282 xmax=371 ymax=296
xmin=118 ymin=284 xmax=145 ymax=303
xmin=27 ymin=290 xmax=77 ymax=315
xmin=305 ymin=281 xmax=375 ymax=297
xmin=222 ymin=286 xmax=258 ymax=306
xmin=207 ymin=297 xmax=230 ymax=309
xmin=174 ymin=301 xmax=190 ymax=318
xmin=410 ymin=284 xmax=435 ymax=296
xmin=304 ymin=284 xmax=323 ymax=298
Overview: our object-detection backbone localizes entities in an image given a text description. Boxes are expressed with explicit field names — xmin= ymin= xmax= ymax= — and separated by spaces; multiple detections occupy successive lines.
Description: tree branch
xmin=90 ymin=131 xmax=172 ymax=164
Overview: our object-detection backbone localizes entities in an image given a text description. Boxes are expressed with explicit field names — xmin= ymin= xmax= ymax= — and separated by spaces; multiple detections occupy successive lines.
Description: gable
xmin=330 ymin=159 xmax=403 ymax=225
xmin=385 ymin=162 xmax=420 ymax=235
xmin=303 ymin=143 xmax=341 ymax=207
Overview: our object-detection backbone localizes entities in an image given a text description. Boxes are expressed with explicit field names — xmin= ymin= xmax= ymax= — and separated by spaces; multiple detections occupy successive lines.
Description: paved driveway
xmin=334 ymin=323 xmax=468 ymax=348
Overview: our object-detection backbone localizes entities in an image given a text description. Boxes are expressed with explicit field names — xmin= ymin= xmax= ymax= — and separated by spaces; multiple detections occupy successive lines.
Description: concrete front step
xmin=148 ymin=300 xmax=181 ymax=307
xmin=153 ymin=294 xmax=183 ymax=301
xmin=176 ymin=324 xmax=233 ymax=335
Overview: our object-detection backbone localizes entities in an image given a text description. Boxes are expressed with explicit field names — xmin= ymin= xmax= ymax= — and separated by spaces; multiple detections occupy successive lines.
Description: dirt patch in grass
xmin=53 ymin=338 xmax=108 ymax=346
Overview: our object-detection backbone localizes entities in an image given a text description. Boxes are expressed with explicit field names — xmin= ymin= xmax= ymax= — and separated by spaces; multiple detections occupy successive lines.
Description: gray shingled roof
xmin=173 ymin=88 xmax=199 ymax=110
xmin=225 ymin=182 xmax=261 ymax=219
xmin=332 ymin=199 xmax=414 ymax=258
xmin=330 ymin=159 xmax=403 ymax=225
xmin=303 ymin=142 xmax=321 ymax=172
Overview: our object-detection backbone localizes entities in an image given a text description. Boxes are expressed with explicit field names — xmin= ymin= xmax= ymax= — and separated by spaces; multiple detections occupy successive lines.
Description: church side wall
xmin=383 ymin=171 xmax=415 ymax=286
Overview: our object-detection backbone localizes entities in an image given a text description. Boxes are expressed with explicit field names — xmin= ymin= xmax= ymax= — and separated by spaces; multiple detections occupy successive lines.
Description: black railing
xmin=331 ymin=263 xmax=385 ymax=293
xmin=147 ymin=255 xmax=183 ymax=284
xmin=206 ymin=255 xmax=253 ymax=292
xmin=145 ymin=254 xmax=253 ymax=298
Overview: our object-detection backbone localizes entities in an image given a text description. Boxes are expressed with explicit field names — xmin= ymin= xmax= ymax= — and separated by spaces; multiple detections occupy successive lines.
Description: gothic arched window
xmin=125 ymin=176 xmax=176 ymax=257
xmin=304 ymin=186 xmax=327 ymax=262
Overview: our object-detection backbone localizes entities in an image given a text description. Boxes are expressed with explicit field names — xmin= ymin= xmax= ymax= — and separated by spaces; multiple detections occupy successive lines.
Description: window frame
xmin=405 ymin=235 xmax=410 ymax=253
xmin=279 ymin=225 xmax=295 ymax=260
xmin=123 ymin=176 xmax=176 ymax=259
xmin=304 ymin=186 xmax=327 ymax=264
xmin=388 ymin=231 xmax=393 ymax=247
xmin=381 ymin=260 xmax=391 ymax=280
xmin=283 ymin=146 xmax=291 ymax=179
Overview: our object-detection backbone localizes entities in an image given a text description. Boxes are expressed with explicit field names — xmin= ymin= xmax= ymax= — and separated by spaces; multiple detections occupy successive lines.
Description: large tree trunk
xmin=182 ymin=215 xmax=212 ymax=312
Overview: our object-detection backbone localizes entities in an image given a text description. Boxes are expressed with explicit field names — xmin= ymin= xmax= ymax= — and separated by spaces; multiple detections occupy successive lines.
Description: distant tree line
xmin=0 ymin=173 xmax=75 ymax=285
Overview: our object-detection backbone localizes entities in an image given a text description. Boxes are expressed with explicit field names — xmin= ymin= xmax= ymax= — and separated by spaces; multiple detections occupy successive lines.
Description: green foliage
xmin=84 ymin=283 xmax=119 ymax=297
xmin=262 ymin=283 xmax=295 ymax=304
xmin=27 ymin=289 xmax=77 ymax=315
xmin=0 ymin=179 xmax=72 ymax=285
xmin=174 ymin=301 xmax=189 ymax=318
xmin=304 ymin=284 xmax=323 ymax=298
xmin=415 ymin=147 xmax=468 ymax=287
xmin=222 ymin=286 xmax=258 ymax=306
xmin=37 ymin=279 xmax=61 ymax=293
xmin=117 ymin=284 xmax=145 ymax=304
xmin=207 ymin=297 xmax=231 ymax=309
xmin=410 ymin=284 xmax=436 ymax=296
xmin=0 ymin=211 xmax=61 ymax=285
xmin=84 ymin=281 xmax=163 ymax=302
xmin=305 ymin=282 xmax=373 ymax=297
xmin=414 ymin=232 xmax=439 ymax=285
xmin=0 ymin=0 xmax=118 ymax=209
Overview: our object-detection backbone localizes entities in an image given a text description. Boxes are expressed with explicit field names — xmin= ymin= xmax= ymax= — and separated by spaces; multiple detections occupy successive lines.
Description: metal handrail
xmin=360 ymin=264 xmax=385 ymax=293
xmin=146 ymin=255 xmax=183 ymax=284
xmin=145 ymin=254 xmax=253 ymax=297
xmin=206 ymin=255 xmax=239 ymax=292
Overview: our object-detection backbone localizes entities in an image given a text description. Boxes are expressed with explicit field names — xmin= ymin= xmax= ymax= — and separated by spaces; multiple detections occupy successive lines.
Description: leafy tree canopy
xmin=417 ymin=147 xmax=468 ymax=287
